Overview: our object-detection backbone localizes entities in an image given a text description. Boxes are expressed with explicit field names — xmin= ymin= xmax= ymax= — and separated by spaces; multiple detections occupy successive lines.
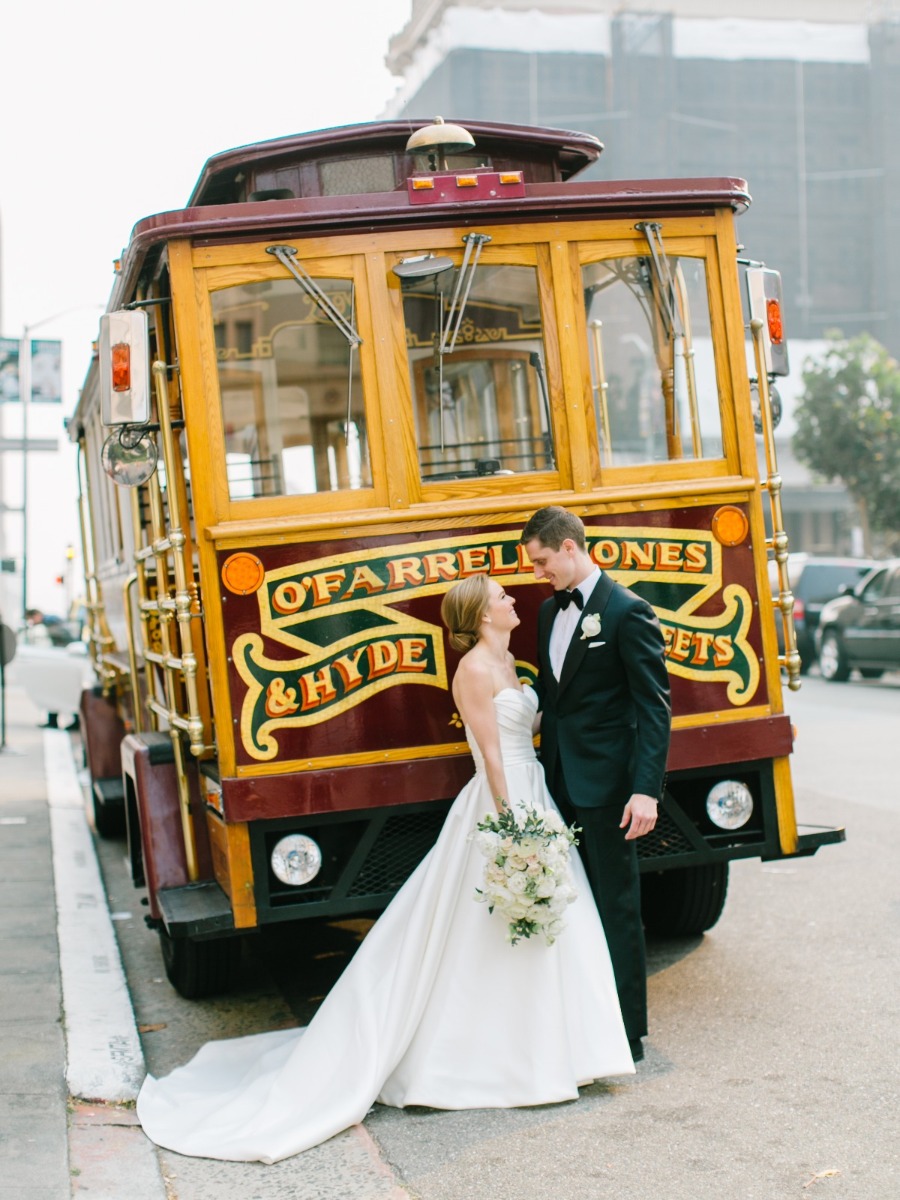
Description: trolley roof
xmin=104 ymin=118 xmax=751 ymax=314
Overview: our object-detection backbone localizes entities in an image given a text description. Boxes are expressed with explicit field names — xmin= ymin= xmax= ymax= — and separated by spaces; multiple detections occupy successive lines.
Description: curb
xmin=43 ymin=728 xmax=167 ymax=1197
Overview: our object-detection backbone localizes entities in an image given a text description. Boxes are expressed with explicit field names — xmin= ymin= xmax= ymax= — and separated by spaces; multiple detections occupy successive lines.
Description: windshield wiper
xmin=268 ymin=243 xmax=363 ymax=445
xmin=267 ymin=245 xmax=362 ymax=346
xmin=441 ymin=232 xmax=492 ymax=353
xmin=635 ymin=221 xmax=683 ymax=341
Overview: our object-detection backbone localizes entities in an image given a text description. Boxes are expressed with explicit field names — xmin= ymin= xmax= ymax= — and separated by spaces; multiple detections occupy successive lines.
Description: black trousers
xmin=553 ymin=767 xmax=648 ymax=1041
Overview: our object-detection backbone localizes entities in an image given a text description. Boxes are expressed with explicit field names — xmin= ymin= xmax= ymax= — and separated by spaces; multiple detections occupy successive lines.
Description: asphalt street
xmin=101 ymin=673 xmax=900 ymax=1200
xmin=1 ymin=671 xmax=897 ymax=1198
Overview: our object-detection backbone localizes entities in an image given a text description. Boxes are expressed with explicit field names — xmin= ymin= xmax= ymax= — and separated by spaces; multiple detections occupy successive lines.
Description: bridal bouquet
xmin=472 ymin=804 xmax=579 ymax=946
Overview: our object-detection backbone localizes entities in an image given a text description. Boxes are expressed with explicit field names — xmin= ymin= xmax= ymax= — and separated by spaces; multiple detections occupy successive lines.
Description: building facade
xmin=384 ymin=0 xmax=900 ymax=553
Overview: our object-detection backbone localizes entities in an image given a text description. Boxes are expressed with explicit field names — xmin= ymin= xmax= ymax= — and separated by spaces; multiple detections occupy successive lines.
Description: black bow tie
xmin=554 ymin=589 xmax=584 ymax=611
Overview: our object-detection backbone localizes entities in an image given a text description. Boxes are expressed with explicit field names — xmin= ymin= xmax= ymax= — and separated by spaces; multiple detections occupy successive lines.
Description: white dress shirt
xmin=549 ymin=567 xmax=601 ymax=679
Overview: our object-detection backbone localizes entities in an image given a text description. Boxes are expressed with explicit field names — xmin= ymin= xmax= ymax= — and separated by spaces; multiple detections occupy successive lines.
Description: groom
xmin=520 ymin=507 xmax=671 ymax=1061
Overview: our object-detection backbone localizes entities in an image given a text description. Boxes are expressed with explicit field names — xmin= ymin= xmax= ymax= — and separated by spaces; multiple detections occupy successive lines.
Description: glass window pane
xmin=211 ymin=276 xmax=371 ymax=499
xmin=582 ymin=254 xmax=723 ymax=465
xmin=399 ymin=261 xmax=555 ymax=480
xmin=861 ymin=570 xmax=887 ymax=599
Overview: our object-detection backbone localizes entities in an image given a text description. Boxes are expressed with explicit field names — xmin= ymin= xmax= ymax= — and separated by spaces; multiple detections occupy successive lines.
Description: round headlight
xmin=270 ymin=834 xmax=322 ymax=886
xmin=706 ymin=780 xmax=754 ymax=830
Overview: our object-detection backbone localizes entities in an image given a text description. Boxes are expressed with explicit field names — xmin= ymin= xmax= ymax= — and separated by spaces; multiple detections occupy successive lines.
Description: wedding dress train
xmin=137 ymin=686 xmax=634 ymax=1163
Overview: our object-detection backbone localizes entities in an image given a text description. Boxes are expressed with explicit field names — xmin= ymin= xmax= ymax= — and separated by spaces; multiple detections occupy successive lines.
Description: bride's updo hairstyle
xmin=441 ymin=574 xmax=491 ymax=653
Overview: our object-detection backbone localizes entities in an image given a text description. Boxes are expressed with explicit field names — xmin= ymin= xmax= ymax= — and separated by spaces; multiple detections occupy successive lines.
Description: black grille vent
xmin=348 ymin=810 xmax=447 ymax=896
xmin=636 ymin=807 xmax=694 ymax=860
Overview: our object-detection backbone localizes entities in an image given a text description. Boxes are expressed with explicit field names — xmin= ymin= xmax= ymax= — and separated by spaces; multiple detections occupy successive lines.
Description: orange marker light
xmin=221 ymin=552 xmax=265 ymax=595
xmin=411 ymin=177 xmax=435 ymax=190
xmin=456 ymin=175 xmax=478 ymax=187
xmin=766 ymin=298 xmax=784 ymax=344
xmin=711 ymin=505 xmax=749 ymax=547
xmin=111 ymin=343 xmax=131 ymax=392
xmin=498 ymin=172 xmax=523 ymax=185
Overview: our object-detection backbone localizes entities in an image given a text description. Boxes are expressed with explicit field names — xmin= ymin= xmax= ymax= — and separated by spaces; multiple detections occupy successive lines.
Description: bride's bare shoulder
xmin=454 ymin=648 xmax=490 ymax=678
xmin=452 ymin=648 xmax=493 ymax=695
xmin=451 ymin=654 xmax=493 ymax=725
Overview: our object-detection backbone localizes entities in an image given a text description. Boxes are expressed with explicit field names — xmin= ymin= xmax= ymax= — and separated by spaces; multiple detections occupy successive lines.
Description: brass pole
xmin=751 ymin=318 xmax=801 ymax=692
xmin=589 ymin=320 xmax=613 ymax=467
xmin=674 ymin=264 xmax=703 ymax=459
xmin=122 ymin=574 xmax=144 ymax=735
xmin=145 ymin=362 xmax=200 ymax=881
xmin=75 ymin=439 xmax=117 ymax=690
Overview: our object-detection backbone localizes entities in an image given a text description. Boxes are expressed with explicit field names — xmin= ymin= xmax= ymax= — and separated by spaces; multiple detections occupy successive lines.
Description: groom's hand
xmin=620 ymin=794 xmax=658 ymax=840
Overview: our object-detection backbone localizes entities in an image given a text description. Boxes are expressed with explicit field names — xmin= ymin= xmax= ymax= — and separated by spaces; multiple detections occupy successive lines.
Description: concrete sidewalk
xmin=0 ymin=681 xmax=165 ymax=1199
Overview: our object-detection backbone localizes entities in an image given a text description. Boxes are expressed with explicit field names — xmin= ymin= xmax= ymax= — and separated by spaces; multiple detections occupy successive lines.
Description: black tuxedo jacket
xmin=536 ymin=572 xmax=671 ymax=809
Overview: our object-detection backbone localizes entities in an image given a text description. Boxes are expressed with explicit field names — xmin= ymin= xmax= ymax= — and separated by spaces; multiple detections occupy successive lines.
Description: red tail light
xmin=793 ymin=597 xmax=805 ymax=621
xmin=766 ymin=298 xmax=784 ymax=344
xmin=111 ymin=343 xmax=131 ymax=392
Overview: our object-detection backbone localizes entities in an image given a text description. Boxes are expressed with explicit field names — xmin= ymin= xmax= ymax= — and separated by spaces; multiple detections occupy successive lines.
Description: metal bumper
xmin=765 ymin=823 xmax=847 ymax=861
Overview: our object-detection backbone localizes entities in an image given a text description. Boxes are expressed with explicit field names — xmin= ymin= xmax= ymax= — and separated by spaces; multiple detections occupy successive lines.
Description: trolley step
xmin=157 ymin=881 xmax=235 ymax=939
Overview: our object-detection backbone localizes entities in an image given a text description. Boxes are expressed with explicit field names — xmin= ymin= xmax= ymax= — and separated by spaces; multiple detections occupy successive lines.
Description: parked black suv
xmin=769 ymin=554 xmax=880 ymax=673
xmin=817 ymin=558 xmax=900 ymax=681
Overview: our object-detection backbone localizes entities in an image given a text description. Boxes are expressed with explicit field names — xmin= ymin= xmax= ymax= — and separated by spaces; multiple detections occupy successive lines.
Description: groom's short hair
xmin=520 ymin=506 xmax=586 ymax=551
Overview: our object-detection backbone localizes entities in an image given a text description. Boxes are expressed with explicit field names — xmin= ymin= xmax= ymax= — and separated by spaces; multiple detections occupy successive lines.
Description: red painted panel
xmin=668 ymin=714 xmax=793 ymax=772
xmin=407 ymin=171 xmax=525 ymax=205
xmin=218 ymin=711 xmax=792 ymax=824
xmin=221 ymin=755 xmax=473 ymax=823
xmin=215 ymin=503 xmax=778 ymax=783
xmin=122 ymin=736 xmax=214 ymax=918
xmin=80 ymin=687 xmax=126 ymax=781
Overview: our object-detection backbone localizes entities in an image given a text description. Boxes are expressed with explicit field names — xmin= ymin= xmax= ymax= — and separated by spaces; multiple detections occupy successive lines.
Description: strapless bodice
xmin=466 ymin=686 xmax=539 ymax=770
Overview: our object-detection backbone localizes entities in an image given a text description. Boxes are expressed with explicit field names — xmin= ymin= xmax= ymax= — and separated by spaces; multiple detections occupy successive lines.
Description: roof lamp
xmin=406 ymin=116 xmax=476 ymax=171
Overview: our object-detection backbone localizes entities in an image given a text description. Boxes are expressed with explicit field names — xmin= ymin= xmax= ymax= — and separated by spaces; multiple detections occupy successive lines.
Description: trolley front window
xmin=211 ymin=276 xmax=371 ymax=499
xmin=398 ymin=258 xmax=556 ymax=481
xmin=582 ymin=253 xmax=724 ymax=467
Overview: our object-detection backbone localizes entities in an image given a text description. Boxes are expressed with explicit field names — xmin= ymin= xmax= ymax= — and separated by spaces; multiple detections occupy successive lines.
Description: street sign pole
xmin=19 ymin=328 xmax=30 ymax=624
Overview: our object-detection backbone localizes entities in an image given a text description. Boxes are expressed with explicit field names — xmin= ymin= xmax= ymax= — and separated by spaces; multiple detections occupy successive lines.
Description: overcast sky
xmin=0 ymin=0 xmax=411 ymax=614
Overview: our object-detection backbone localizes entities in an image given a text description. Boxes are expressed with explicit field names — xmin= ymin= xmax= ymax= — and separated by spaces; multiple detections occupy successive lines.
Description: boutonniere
xmin=580 ymin=613 xmax=602 ymax=640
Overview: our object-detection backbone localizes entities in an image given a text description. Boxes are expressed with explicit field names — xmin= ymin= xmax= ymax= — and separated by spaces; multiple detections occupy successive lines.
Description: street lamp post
xmin=19 ymin=323 xmax=32 ymax=623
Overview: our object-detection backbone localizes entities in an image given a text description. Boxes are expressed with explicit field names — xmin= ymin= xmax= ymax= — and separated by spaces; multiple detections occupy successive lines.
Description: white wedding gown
xmin=137 ymin=686 xmax=634 ymax=1163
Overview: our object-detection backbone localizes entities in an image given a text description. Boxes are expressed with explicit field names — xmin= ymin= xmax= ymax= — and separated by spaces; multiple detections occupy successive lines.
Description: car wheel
xmin=641 ymin=863 xmax=729 ymax=936
xmin=819 ymin=630 xmax=850 ymax=682
xmin=159 ymin=929 xmax=242 ymax=999
xmin=859 ymin=668 xmax=884 ymax=679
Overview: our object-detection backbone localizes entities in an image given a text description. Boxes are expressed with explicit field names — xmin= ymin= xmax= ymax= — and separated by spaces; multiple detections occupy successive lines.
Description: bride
xmin=137 ymin=574 xmax=634 ymax=1164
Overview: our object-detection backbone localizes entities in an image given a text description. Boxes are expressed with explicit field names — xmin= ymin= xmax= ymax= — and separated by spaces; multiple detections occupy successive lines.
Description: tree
xmin=793 ymin=333 xmax=900 ymax=554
